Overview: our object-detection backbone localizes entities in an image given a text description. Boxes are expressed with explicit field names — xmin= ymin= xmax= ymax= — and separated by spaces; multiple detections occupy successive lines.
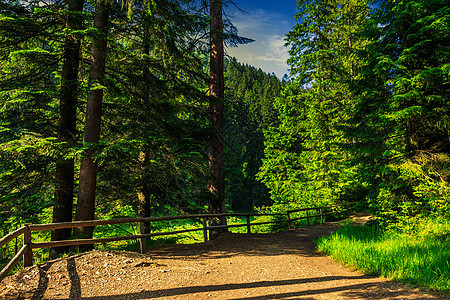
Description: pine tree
xmin=208 ymin=0 xmax=226 ymax=235
xmin=350 ymin=0 xmax=450 ymax=225
xmin=224 ymin=59 xmax=282 ymax=210
xmin=258 ymin=0 xmax=370 ymax=209
xmin=99 ymin=0 xmax=210 ymax=220
xmin=75 ymin=0 xmax=110 ymax=241
xmin=0 ymin=0 xmax=64 ymax=231
xmin=51 ymin=0 xmax=85 ymax=257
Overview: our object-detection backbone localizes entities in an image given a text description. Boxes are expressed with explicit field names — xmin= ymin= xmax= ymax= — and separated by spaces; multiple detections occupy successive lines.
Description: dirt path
xmin=1 ymin=222 xmax=448 ymax=300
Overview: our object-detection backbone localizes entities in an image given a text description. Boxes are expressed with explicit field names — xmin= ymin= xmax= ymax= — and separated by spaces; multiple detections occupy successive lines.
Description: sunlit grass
xmin=316 ymin=224 xmax=450 ymax=292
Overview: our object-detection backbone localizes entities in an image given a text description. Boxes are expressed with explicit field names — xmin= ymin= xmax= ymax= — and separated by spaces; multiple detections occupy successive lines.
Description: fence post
xmin=139 ymin=222 xmax=147 ymax=254
xmin=287 ymin=213 xmax=291 ymax=230
xmin=23 ymin=224 xmax=32 ymax=267
xmin=246 ymin=216 xmax=251 ymax=234
xmin=320 ymin=208 xmax=323 ymax=224
xmin=306 ymin=211 xmax=310 ymax=226
xmin=202 ymin=217 xmax=208 ymax=242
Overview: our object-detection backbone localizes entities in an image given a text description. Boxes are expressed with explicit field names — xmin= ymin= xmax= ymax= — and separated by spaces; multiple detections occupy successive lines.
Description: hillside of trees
xmin=0 ymin=0 xmax=449 ymax=271
xmin=259 ymin=0 xmax=449 ymax=231
xmin=224 ymin=58 xmax=284 ymax=210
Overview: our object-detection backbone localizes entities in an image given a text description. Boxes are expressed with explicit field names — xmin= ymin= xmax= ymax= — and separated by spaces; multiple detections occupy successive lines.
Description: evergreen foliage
xmin=0 ymin=0 xmax=64 ymax=233
xmin=0 ymin=0 xmax=212 ymax=240
xmin=259 ymin=0 xmax=370 ymax=210
xmin=352 ymin=0 xmax=450 ymax=227
xmin=96 ymin=0 xmax=211 ymax=216
xmin=258 ymin=0 xmax=450 ymax=227
xmin=0 ymin=0 xmax=449 ymax=271
xmin=224 ymin=58 xmax=283 ymax=210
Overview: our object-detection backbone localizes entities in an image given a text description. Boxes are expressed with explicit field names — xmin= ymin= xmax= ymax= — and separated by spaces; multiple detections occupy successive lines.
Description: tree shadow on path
xmin=52 ymin=275 xmax=446 ymax=300
xmin=31 ymin=261 xmax=54 ymax=300
xmin=149 ymin=225 xmax=339 ymax=260
xmin=28 ymin=256 xmax=81 ymax=300
xmin=67 ymin=257 xmax=81 ymax=300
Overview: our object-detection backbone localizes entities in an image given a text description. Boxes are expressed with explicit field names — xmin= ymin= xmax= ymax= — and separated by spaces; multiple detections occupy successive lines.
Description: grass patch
xmin=316 ymin=224 xmax=450 ymax=292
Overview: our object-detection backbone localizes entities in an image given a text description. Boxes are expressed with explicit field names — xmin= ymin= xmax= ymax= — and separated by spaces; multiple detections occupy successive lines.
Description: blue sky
xmin=225 ymin=1 xmax=298 ymax=78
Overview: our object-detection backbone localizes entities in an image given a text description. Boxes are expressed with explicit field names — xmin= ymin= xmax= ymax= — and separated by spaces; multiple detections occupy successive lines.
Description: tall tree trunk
xmin=75 ymin=0 xmax=109 ymax=243
xmin=50 ymin=0 xmax=84 ymax=259
xmin=137 ymin=16 xmax=152 ymax=234
xmin=208 ymin=0 xmax=226 ymax=238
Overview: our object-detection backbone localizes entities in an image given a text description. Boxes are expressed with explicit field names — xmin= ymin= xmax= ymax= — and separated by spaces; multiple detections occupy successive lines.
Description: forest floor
xmin=1 ymin=216 xmax=448 ymax=300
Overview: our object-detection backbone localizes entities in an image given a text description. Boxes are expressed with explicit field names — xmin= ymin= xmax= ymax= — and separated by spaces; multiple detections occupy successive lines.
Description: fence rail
xmin=0 ymin=204 xmax=350 ymax=282
xmin=0 ymin=226 xmax=27 ymax=249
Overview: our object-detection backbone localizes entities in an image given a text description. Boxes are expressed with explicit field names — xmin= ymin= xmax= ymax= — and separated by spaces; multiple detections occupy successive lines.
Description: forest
xmin=0 ymin=0 xmax=449 ymax=292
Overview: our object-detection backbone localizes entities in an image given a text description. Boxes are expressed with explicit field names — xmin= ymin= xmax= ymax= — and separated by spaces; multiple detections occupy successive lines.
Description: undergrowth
xmin=316 ymin=218 xmax=450 ymax=293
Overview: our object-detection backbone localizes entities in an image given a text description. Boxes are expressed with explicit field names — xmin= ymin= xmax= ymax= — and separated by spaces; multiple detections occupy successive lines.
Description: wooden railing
xmin=0 ymin=205 xmax=346 ymax=282
xmin=287 ymin=206 xmax=336 ymax=228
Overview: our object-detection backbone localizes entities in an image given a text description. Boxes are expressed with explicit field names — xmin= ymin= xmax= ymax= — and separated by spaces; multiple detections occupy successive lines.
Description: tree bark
xmin=75 ymin=0 xmax=109 ymax=243
xmin=208 ymin=0 xmax=226 ymax=238
xmin=137 ymin=15 xmax=152 ymax=234
xmin=50 ymin=0 xmax=84 ymax=259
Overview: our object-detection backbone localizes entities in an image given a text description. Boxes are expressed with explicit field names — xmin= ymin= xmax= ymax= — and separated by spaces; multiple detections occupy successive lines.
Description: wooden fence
xmin=0 ymin=205 xmax=344 ymax=282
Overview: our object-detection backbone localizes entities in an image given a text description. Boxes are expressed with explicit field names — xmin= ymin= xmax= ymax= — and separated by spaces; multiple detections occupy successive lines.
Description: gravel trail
xmin=1 ymin=222 xmax=447 ymax=299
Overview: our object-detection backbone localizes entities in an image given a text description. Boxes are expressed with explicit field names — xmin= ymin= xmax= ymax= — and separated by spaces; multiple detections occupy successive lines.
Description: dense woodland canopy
xmin=0 ymin=0 xmax=213 ymax=247
xmin=259 ymin=0 xmax=450 ymax=229
xmin=0 ymin=0 xmax=277 ymax=238
xmin=0 ymin=0 xmax=449 ymax=256
xmin=224 ymin=58 xmax=283 ymax=210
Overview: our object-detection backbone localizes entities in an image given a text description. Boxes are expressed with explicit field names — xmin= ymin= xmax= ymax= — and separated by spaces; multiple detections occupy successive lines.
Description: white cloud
xmin=255 ymin=35 xmax=290 ymax=64
xmin=225 ymin=8 xmax=294 ymax=78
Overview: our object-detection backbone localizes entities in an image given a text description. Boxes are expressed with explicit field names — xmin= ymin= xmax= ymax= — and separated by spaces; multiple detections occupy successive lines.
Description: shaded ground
xmin=1 ymin=220 xmax=448 ymax=299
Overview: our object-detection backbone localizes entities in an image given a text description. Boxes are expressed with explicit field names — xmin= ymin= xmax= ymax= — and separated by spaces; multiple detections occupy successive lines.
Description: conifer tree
xmin=224 ymin=59 xmax=282 ymax=210
xmin=0 ymin=0 xmax=63 ymax=231
xmin=350 ymin=0 xmax=450 ymax=224
xmin=81 ymin=0 xmax=211 ymax=221
xmin=51 ymin=0 xmax=85 ymax=257
xmin=76 ymin=0 xmax=110 ymax=240
xmin=258 ymin=0 xmax=370 ymax=209
xmin=208 ymin=0 xmax=226 ymax=233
